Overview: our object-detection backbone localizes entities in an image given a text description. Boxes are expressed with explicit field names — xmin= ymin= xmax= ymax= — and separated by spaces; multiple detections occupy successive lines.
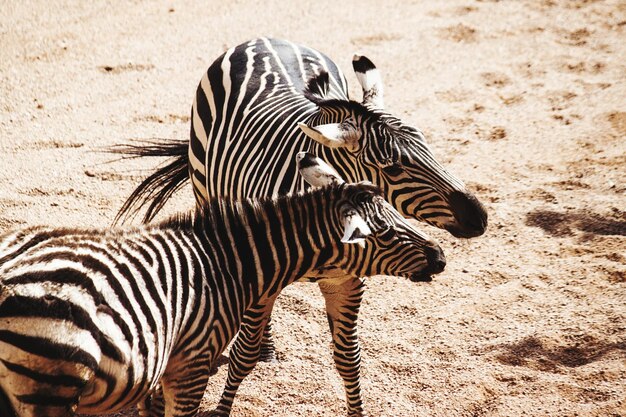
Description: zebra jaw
xmin=410 ymin=272 xmax=434 ymax=283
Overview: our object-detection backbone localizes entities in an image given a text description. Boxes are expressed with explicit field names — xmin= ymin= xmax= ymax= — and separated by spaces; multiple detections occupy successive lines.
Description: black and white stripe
xmin=0 ymin=159 xmax=444 ymax=417
xmin=113 ymin=37 xmax=481 ymax=416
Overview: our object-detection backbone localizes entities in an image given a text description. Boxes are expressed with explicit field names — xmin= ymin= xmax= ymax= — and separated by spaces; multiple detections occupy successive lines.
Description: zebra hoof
xmin=258 ymin=343 xmax=280 ymax=363
xmin=258 ymin=351 xmax=279 ymax=363
xmin=206 ymin=409 xmax=229 ymax=417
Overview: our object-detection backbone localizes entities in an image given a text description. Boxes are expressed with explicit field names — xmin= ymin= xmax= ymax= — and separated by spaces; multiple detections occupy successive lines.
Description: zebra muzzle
xmin=409 ymin=244 xmax=446 ymax=282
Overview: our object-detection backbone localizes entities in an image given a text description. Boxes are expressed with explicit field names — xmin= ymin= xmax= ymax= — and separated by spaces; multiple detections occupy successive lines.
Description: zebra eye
xmin=381 ymin=163 xmax=403 ymax=177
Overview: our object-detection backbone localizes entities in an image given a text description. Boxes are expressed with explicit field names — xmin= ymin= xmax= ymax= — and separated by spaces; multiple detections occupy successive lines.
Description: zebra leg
xmin=318 ymin=277 xmax=367 ymax=417
xmin=137 ymin=385 xmax=165 ymax=417
xmin=161 ymin=357 xmax=211 ymax=417
xmin=211 ymin=301 xmax=276 ymax=417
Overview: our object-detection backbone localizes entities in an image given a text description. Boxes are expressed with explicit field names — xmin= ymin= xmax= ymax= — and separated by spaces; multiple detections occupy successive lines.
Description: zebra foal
xmin=0 ymin=153 xmax=445 ymax=417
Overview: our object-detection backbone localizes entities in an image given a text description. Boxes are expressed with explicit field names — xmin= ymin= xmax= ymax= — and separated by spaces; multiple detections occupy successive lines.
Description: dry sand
xmin=1 ymin=0 xmax=624 ymax=416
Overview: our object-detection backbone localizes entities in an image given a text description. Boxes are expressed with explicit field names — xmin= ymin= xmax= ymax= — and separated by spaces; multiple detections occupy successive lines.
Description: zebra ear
xmin=298 ymin=122 xmax=359 ymax=152
xmin=341 ymin=208 xmax=372 ymax=248
xmin=296 ymin=152 xmax=345 ymax=187
xmin=352 ymin=55 xmax=385 ymax=109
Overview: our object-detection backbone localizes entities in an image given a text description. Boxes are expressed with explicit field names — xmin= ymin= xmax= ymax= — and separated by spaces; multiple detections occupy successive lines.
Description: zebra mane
xmin=156 ymin=198 xmax=235 ymax=232
xmin=342 ymin=181 xmax=384 ymax=201
xmin=267 ymin=182 xmax=383 ymax=207
xmin=305 ymin=91 xmax=383 ymax=124
xmin=317 ymin=99 xmax=376 ymax=117
xmin=157 ymin=210 xmax=197 ymax=230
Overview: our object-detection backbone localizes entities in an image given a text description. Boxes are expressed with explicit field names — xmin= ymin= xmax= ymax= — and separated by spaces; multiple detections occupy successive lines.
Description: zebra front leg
xmin=318 ymin=277 xmax=367 ymax=417
xmin=211 ymin=301 xmax=275 ymax=417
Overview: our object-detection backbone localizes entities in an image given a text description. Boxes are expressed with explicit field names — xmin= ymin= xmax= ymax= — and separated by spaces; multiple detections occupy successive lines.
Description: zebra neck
xmin=257 ymin=188 xmax=345 ymax=297
xmin=202 ymin=188 xmax=344 ymax=304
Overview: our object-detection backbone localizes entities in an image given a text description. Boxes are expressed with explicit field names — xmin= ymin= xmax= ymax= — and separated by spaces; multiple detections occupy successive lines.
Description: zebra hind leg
xmin=211 ymin=301 xmax=275 ymax=416
xmin=137 ymin=385 xmax=165 ymax=417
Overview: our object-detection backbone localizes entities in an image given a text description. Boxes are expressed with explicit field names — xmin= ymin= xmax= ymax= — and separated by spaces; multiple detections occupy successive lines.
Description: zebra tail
xmin=109 ymin=139 xmax=189 ymax=225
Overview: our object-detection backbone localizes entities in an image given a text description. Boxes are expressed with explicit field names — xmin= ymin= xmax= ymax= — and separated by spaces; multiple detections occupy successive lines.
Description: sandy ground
xmin=1 ymin=0 xmax=625 ymax=416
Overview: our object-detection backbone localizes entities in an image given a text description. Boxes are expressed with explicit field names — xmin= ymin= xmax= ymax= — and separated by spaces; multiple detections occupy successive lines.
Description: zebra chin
xmin=405 ymin=265 xmax=442 ymax=283
xmin=444 ymin=222 xmax=487 ymax=239
xmin=405 ymin=245 xmax=447 ymax=283
xmin=409 ymin=272 xmax=433 ymax=283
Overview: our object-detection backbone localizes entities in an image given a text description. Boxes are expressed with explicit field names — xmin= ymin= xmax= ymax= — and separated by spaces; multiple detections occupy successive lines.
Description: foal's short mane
xmin=157 ymin=181 xmax=383 ymax=231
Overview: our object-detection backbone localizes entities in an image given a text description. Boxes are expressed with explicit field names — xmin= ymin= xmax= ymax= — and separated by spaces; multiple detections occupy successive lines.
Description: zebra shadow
xmin=490 ymin=335 xmax=626 ymax=373
xmin=525 ymin=208 xmax=626 ymax=238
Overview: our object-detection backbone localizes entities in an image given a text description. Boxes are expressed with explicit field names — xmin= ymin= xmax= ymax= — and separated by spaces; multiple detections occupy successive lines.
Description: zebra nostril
xmin=425 ymin=245 xmax=446 ymax=274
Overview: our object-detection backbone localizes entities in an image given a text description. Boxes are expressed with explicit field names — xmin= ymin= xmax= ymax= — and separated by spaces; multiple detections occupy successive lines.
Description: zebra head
xmin=297 ymin=152 xmax=446 ymax=282
xmin=297 ymin=59 xmax=488 ymax=239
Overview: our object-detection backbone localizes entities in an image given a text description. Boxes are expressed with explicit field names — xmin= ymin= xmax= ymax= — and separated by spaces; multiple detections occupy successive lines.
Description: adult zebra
xmin=116 ymin=38 xmax=487 ymax=416
xmin=0 ymin=154 xmax=444 ymax=417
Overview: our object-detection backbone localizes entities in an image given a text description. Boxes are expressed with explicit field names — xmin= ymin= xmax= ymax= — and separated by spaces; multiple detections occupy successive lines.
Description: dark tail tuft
xmin=109 ymin=139 xmax=190 ymax=225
